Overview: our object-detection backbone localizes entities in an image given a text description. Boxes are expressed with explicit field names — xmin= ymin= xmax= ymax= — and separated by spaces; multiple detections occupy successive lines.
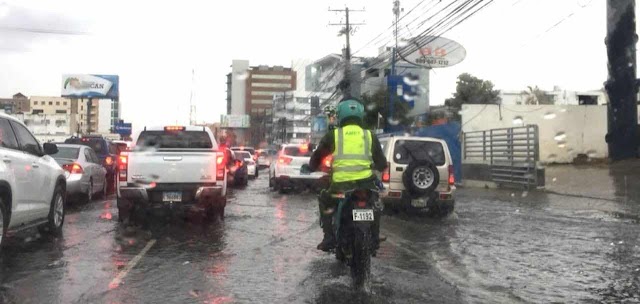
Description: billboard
xmin=61 ymin=74 xmax=119 ymax=99
xmin=401 ymin=36 xmax=466 ymax=68
xmin=220 ymin=115 xmax=250 ymax=128
xmin=114 ymin=122 xmax=132 ymax=136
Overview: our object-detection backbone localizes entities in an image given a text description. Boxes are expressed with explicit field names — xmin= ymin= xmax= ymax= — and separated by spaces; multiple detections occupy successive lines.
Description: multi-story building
xmin=12 ymin=113 xmax=73 ymax=143
xmin=0 ymin=92 xmax=30 ymax=114
xmin=226 ymin=60 xmax=297 ymax=146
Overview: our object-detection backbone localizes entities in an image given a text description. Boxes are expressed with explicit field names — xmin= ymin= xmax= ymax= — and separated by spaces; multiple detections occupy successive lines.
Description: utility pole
xmin=86 ymin=98 xmax=92 ymax=134
xmin=385 ymin=0 xmax=401 ymax=133
xmin=605 ymin=0 xmax=638 ymax=160
xmin=329 ymin=7 xmax=365 ymax=98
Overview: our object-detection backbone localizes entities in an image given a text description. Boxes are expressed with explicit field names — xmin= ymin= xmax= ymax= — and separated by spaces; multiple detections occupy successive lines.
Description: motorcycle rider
xmin=307 ymin=98 xmax=387 ymax=252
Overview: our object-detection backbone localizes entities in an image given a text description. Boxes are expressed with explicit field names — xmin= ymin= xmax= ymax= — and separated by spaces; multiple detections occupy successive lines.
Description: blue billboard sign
xmin=114 ymin=122 xmax=132 ymax=136
xmin=61 ymin=74 xmax=119 ymax=99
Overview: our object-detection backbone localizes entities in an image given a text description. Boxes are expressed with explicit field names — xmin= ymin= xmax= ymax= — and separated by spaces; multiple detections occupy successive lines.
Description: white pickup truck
xmin=116 ymin=126 xmax=227 ymax=223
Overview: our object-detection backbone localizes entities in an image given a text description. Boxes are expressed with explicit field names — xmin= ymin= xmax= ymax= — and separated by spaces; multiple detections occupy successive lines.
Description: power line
xmin=0 ymin=26 xmax=90 ymax=35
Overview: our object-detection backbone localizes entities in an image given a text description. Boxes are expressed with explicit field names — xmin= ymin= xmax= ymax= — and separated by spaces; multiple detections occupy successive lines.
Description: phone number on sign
xmin=416 ymin=58 xmax=449 ymax=66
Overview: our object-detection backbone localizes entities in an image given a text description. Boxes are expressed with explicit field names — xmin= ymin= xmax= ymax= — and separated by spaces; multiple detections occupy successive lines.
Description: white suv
xmin=0 ymin=113 xmax=67 ymax=248
xmin=268 ymin=144 xmax=329 ymax=192
xmin=378 ymin=135 xmax=455 ymax=216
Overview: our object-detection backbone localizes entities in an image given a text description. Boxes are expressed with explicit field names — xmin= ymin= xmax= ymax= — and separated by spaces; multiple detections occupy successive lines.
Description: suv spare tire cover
xmin=402 ymin=158 xmax=440 ymax=198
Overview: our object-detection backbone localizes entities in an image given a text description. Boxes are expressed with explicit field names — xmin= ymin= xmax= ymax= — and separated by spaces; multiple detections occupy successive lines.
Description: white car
xmin=255 ymin=149 xmax=277 ymax=168
xmin=269 ymin=144 xmax=329 ymax=193
xmin=0 ymin=113 xmax=67 ymax=248
xmin=235 ymin=151 xmax=258 ymax=179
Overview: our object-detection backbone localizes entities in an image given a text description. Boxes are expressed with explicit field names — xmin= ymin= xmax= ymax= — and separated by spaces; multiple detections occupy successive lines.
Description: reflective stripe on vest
xmin=332 ymin=126 xmax=373 ymax=183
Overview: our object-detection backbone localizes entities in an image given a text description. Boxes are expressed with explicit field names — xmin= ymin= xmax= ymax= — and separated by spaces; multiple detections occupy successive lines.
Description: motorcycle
xmin=330 ymin=188 xmax=380 ymax=289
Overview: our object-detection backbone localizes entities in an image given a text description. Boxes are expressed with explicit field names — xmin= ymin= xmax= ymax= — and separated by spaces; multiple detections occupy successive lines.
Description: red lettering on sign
xmin=419 ymin=47 xmax=432 ymax=56
xmin=435 ymin=48 xmax=447 ymax=57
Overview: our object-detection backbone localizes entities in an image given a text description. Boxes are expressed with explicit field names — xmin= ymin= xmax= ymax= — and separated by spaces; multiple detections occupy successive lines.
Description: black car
xmin=225 ymin=148 xmax=249 ymax=187
xmin=64 ymin=135 xmax=118 ymax=193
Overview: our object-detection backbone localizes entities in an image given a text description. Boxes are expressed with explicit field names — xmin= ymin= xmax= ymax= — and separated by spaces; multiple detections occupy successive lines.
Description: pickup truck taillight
xmin=382 ymin=162 xmax=390 ymax=183
xmin=118 ymin=154 xmax=128 ymax=182
xmin=216 ymin=152 xmax=225 ymax=181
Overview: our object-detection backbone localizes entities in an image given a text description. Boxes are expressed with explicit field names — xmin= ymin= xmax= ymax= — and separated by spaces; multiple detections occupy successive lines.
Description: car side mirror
xmin=43 ymin=142 xmax=58 ymax=155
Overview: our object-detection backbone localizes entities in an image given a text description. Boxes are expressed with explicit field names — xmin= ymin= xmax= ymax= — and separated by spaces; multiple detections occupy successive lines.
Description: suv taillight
xmin=382 ymin=162 xmax=390 ymax=183
xmin=118 ymin=154 xmax=128 ymax=182
xmin=278 ymin=156 xmax=293 ymax=165
xmin=448 ymin=165 xmax=455 ymax=186
xmin=216 ymin=152 xmax=225 ymax=181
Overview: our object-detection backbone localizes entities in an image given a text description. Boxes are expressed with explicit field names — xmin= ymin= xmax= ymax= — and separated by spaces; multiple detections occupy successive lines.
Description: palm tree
xmin=521 ymin=86 xmax=553 ymax=105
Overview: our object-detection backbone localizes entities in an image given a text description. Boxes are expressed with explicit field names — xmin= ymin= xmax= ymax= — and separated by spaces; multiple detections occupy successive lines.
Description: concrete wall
xmin=461 ymin=104 xmax=635 ymax=163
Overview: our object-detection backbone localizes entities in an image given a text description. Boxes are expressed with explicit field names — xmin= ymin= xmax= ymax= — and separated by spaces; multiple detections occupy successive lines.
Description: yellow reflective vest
xmin=332 ymin=125 xmax=373 ymax=183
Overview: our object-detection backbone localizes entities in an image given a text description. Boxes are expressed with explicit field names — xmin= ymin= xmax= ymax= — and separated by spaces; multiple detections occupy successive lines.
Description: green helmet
xmin=336 ymin=99 xmax=365 ymax=125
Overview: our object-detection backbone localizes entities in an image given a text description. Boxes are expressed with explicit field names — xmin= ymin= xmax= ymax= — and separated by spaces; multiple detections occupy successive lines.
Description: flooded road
xmin=1 ymin=170 xmax=639 ymax=303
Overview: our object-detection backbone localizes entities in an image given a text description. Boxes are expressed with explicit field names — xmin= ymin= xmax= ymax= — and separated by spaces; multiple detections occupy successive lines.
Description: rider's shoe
xmin=317 ymin=234 xmax=336 ymax=252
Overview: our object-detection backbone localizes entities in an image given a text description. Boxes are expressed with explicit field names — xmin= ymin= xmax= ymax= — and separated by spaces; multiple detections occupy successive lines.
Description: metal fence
xmin=463 ymin=125 xmax=540 ymax=187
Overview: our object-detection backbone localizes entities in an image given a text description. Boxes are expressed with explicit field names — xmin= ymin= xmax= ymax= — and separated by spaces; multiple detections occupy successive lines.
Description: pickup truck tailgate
xmin=128 ymin=150 xmax=217 ymax=184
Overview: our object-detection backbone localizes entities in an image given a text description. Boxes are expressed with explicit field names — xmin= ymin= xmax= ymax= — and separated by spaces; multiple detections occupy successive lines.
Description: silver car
xmin=51 ymin=144 xmax=108 ymax=202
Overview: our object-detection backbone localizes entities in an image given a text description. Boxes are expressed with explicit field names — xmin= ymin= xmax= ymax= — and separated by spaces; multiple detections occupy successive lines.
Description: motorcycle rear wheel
xmin=350 ymin=229 xmax=371 ymax=289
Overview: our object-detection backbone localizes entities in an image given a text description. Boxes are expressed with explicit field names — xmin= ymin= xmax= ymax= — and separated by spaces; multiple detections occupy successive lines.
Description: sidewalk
xmin=544 ymin=160 xmax=640 ymax=202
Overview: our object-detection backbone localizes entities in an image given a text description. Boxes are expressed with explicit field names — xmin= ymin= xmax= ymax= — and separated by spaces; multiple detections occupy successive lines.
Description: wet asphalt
xmin=1 ymin=169 xmax=639 ymax=304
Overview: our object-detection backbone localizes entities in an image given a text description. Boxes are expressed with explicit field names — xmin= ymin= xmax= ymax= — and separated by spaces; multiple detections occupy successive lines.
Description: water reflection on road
xmin=0 ymin=172 xmax=638 ymax=303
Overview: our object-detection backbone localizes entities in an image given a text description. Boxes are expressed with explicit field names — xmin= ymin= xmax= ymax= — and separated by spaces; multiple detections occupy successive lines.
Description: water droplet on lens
xmin=543 ymin=112 xmax=556 ymax=120
xmin=557 ymin=141 xmax=566 ymax=148
xmin=554 ymin=132 xmax=566 ymax=141
xmin=521 ymin=191 xmax=528 ymax=197
xmin=388 ymin=118 xmax=400 ymax=126
xmin=403 ymin=76 xmax=419 ymax=86
xmin=403 ymin=93 xmax=416 ymax=101
xmin=512 ymin=116 xmax=524 ymax=126
xmin=552 ymin=177 xmax=557 ymax=182
xmin=510 ymin=193 xmax=515 ymax=197
xmin=236 ymin=71 xmax=248 ymax=80
xmin=548 ymin=154 xmax=558 ymax=161
xmin=586 ymin=150 xmax=598 ymax=158
xmin=559 ymin=108 xmax=568 ymax=113
xmin=366 ymin=103 xmax=376 ymax=111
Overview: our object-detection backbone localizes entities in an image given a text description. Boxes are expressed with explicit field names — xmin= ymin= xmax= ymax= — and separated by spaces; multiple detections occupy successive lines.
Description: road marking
xmin=109 ymin=239 xmax=156 ymax=289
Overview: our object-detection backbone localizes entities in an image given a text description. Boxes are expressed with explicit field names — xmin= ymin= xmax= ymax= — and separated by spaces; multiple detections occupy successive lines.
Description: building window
xmin=48 ymin=101 xmax=52 ymax=105
xmin=56 ymin=101 xmax=60 ymax=106
xmin=251 ymin=74 xmax=292 ymax=80
xmin=251 ymin=82 xmax=291 ymax=88
xmin=63 ymin=102 xmax=67 ymax=106
xmin=33 ymin=101 xmax=38 ymax=105
xmin=56 ymin=110 xmax=67 ymax=114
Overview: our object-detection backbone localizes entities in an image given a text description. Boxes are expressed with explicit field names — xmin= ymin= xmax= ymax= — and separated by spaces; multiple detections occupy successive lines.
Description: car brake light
xmin=164 ymin=126 xmax=185 ymax=132
xmin=216 ymin=152 xmax=225 ymax=181
xmin=63 ymin=163 xmax=83 ymax=174
xmin=118 ymin=154 xmax=128 ymax=181
xmin=278 ymin=156 xmax=293 ymax=165
xmin=448 ymin=165 xmax=455 ymax=186
xmin=299 ymin=144 xmax=309 ymax=154
xmin=382 ymin=162 xmax=390 ymax=183
xmin=105 ymin=156 xmax=113 ymax=166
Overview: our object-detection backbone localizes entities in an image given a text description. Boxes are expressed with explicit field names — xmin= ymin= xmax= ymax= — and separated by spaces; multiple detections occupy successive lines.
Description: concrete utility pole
xmin=329 ymin=7 xmax=365 ymax=98
xmin=386 ymin=0 xmax=401 ymax=133
xmin=605 ymin=0 xmax=638 ymax=160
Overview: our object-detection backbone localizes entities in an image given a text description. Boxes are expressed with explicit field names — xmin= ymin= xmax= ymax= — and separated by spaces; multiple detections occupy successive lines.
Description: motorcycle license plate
xmin=162 ymin=191 xmax=182 ymax=202
xmin=352 ymin=209 xmax=374 ymax=221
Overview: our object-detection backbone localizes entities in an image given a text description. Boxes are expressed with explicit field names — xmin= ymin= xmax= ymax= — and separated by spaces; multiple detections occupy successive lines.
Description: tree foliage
xmin=361 ymin=88 xmax=412 ymax=130
xmin=444 ymin=73 xmax=501 ymax=120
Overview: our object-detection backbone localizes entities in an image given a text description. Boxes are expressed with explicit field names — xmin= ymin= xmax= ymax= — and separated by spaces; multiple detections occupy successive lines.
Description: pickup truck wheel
xmin=0 ymin=199 xmax=7 ymax=248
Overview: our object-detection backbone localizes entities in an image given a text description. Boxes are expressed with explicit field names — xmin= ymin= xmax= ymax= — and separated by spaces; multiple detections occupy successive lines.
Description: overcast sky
xmin=0 ymin=0 xmax=623 ymax=132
